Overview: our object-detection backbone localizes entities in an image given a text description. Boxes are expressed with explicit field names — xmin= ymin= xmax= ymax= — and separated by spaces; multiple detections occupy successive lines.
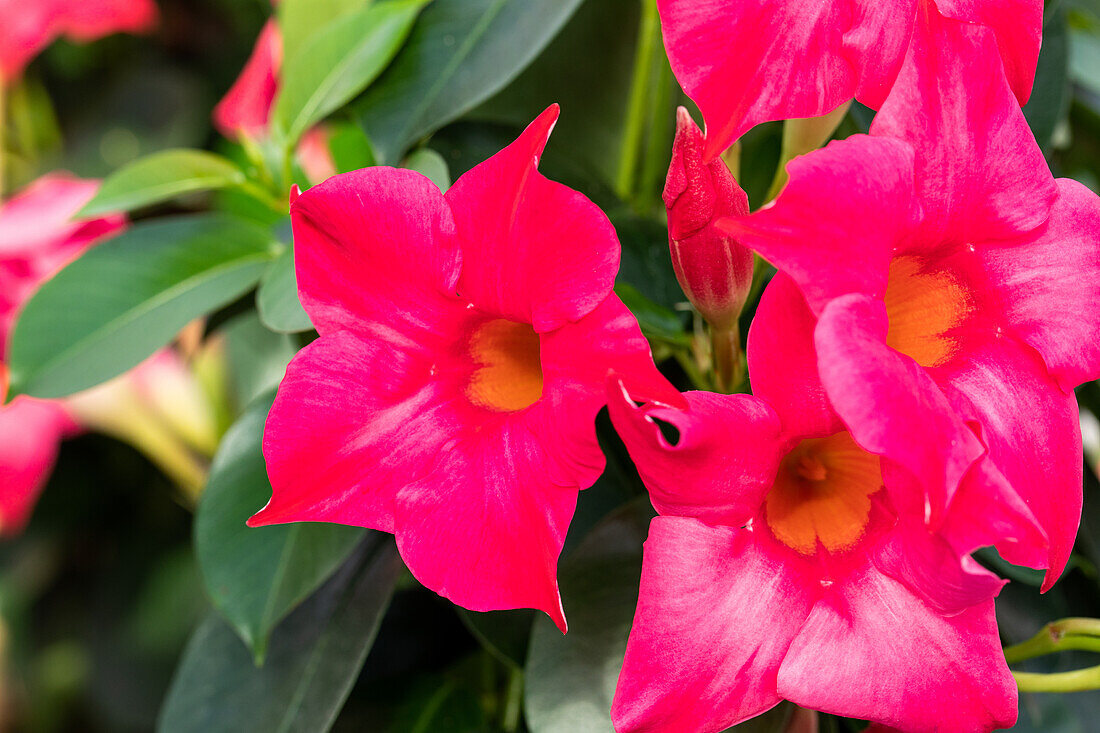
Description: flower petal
xmin=608 ymin=384 xmax=781 ymax=527
xmin=778 ymin=562 xmax=1017 ymax=732
xmin=446 ymin=105 xmax=619 ymax=332
xmin=291 ymin=166 xmax=460 ymax=337
xmin=656 ymin=0 xmax=915 ymax=158
xmin=212 ymin=19 xmax=281 ymax=138
xmin=748 ymin=272 xmax=843 ymax=440
xmin=720 ymin=135 xmax=917 ymax=314
xmin=0 ymin=397 xmax=70 ymax=535
xmin=872 ymin=5 xmax=1055 ymax=245
xmin=612 ymin=517 xmax=814 ymax=732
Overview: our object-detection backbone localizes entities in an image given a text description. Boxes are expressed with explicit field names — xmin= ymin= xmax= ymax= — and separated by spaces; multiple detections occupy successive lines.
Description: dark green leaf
xmin=616 ymin=283 xmax=690 ymax=347
xmin=256 ymin=246 xmax=314 ymax=333
xmin=220 ymin=313 xmax=299 ymax=410
xmin=8 ymin=214 xmax=278 ymax=398
xmin=355 ymin=0 xmax=586 ymax=163
xmin=274 ymin=0 xmax=428 ymax=145
xmin=524 ymin=500 xmax=653 ymax=733
xmin=159 ymin=535 xmax=402 ymax=733
xmin=457 ymin=608 xmax=535 ymax=668
xmin=1024 ymin=4 xmax=1071 ymax=151
xmin=195 ymin=392 xmax=364 ymax=661
xmin=78 ymin=149 xmax=246 ymax=217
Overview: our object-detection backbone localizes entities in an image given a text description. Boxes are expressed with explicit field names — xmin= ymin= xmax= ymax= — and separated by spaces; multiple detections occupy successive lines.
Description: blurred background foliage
xmin=3 ymin=0 xmax=1100 ymax=731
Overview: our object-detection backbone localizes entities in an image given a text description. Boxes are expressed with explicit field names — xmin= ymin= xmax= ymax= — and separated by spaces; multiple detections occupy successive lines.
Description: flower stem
xmin=1014 ymin=666 xmax=1100 ymax=693
xmin=710 ymin=323 xmax=743 ymax=394
xmin=616 ymin=0 xmax=660 ymax=203
xmin=1004 ymin=618 xmax=1100 ymax=665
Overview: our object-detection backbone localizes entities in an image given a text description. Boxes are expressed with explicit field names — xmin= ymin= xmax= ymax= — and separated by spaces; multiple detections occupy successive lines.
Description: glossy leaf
xmin=1023 ymin=4 xmax=1071 ymax=151
xmin=274 ymin=0 xmax=428 ymax=145
xmin=355 ymin=0 xmax=586 ymax=163
xmin=8 ymin=215 xmax=278 ymax=399
xmin=194 ymin=391 xmax=364 ymax=662
xmin=256 ymin=246 xmax=314 ymax=333
xmin=278 ymin=0 xmax=370 ymax=67
xmin=78 ymin=149 xmax=246 ymax=217
xmin=159 ymin=535 xmax=401 ymax=733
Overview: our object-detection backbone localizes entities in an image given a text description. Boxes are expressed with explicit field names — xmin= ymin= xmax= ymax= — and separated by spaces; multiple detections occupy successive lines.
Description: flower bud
xmin=664 ymin=107 xmax=753 ymax=331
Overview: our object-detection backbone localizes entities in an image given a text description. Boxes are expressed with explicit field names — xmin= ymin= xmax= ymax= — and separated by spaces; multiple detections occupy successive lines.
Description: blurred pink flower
xmin=658 ymin=0 xmax=1040 ymax=158
xmin=720 ymin=12 xmax=1100 ymax=590
xmin=0 ymin=174 xmax=123 ymax=536
xmin=607 ymin=275 xmax=1027 ymax=729
xmin=251 ymin=106 xmax=681 ymax=630
xmin=0 ymin=0 xmax=158 ymax=84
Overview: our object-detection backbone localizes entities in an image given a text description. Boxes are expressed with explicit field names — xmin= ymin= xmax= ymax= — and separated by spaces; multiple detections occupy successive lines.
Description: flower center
xmin=466 ymin=318 xmax=544 ymax=412
xmin=884 ymin=256 xmax=972 ymax=368
xmin=765 ymin=432 xmax=882 ymax=556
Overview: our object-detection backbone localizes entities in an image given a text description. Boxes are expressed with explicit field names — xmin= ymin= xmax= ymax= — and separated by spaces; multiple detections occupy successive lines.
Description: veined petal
xmin=608 ymin=384 xmax=781 ymax=527
xmin=872 ymin=5 xmax=1055 ymax=246
xmin=656 ymin=0 xmax=915 ymax=159
xmin=291 ymin=166 xmax=460 ymax=337
xmin=446 ymin=106 xmax=619 ymax=332
xmin=748 ymin=273 xmax=843 ymax=440
xmin=719 ymin=136 xmax=917 ymax=315
xmin=778 ymin=563 xmax=1016 ymax=732
xmin=612 ymin=517 xmax=814 ymax=733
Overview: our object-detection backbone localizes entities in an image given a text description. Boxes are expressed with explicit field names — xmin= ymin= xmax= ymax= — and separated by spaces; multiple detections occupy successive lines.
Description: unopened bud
xmin=665 ymin=107 xmax=753 ymax=331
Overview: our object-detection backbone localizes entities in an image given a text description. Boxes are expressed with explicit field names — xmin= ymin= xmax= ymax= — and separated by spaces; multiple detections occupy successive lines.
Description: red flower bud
xmin=664 ymin=107 xmax=753 ymax=330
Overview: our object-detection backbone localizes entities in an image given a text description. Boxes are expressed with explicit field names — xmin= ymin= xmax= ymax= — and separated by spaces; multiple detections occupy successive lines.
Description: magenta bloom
xmin=720 ymin=12 xmax=1100 ymax=590
xmin=212 ymin=19 xmax=281 ymax=140
xmin=607 ymin=272 xmax=1027 ymax=730
xmin=0 ymin=0 xmax=157 ymax=83
xmin=658 ymin=0 xmax=1041 ymax=159
xmin=0 ymin=174 xmax=125 ymax=535
xmin=250 ymin=107 xmax=680 ymax=630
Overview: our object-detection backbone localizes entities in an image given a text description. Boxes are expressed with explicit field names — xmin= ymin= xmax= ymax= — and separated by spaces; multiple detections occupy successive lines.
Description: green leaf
xmin=457 ymin=608 xmax=535 ymax=668
xmin=616 ymin=283 xmax=690 ymax=347
xmin=159 ymin=535 xmax=401 ymax=733
xmin=524 ymin=500 xmax=652 ymax=733
xmin=257 ymin=246 xmax=314 ymax=333
xmin=403 ymin=148 xmax=451 ymax=191
xmin=274 ymin=0 xmax=428 ymax=146
xmin=220 ymin=313 xmax=299 ymax=409
xmin=78 ymin=149 xmax=246 ymax=217
xmin=355 ymin=0 xmax=586 ymax=164
xmin=195 ymin=392 xmax=365 ymax=662
xmin=278 ymin=0 xmax=371 ymax=67
xmin=8 ymin=214 xmax=278 ymax=399
xmin=1024 ymin=3 xmax=1071 ymax=151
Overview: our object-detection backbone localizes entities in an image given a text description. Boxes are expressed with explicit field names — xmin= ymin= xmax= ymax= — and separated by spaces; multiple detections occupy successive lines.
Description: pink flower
xmin=719 ymin=11 xmax=1099 ymax=590
xmin=607 ymin=270 xmax=1029 ymax=730
xmin=657 ymin=0 xmax=1041 ymax=159
xmin=0 ymin=0 xmax=157 ymax=84
xmin=665 ymin=107 xmax=752 ymax=331
xmin=0 ymin=174 xmax=125 ymax=536
xmin=250 ymin=106 xmax=681 ymax=630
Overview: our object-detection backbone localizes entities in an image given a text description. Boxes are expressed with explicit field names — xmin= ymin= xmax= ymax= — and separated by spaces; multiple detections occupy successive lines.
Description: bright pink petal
xmin=814 ymin=294 xmax=984 ymax=520
xmin=932 ymin=0 xmax=1041 ymax=105
xmin=394 ymin=413 xmax=578 ymax=633
xmin=719 ymin=136 xmax=917 ymax=314
xmin=612 ymin=517 xmax=814 ymax=732
xmin=446 ymin=106 xmax=619 ymax=332
xmin=872 ymin=5 xmax=1055 ymax=246
xmin=938 ymin=333 xmax=1082 ymax=591
xmin=778 ymin=563 xmax=1016 ymax=732
xmin=290 ymin=166 xmax=460 ymax=337
xmin=608 ymin=386 xmax=781 ymax=527
xmin=656 ymin=0 xmax=915 ymax=158
xmin=54 ymin=0 xmax=157 ymax=41
xmin=976 ymin=178 xmax=1100 ymax=391
xmin=0 ymin=0 xmax=55 ymax=81
xmin=253 ymin=328 xmax=466 ymax=534
xmin=0 ymin=174 xmax=122 ymax=260
xmin=0 ymin=397 xmax=70 ymax=535
xmin=213 ymin=19 xmax=281 ymax=139
xmin=748 ymin=272 xmax=843 ymax=440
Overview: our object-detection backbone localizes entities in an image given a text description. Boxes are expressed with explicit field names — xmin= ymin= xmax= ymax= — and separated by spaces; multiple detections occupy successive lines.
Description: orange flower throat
xmin=884 ymin=256 xmax=972 ymax=368
xmin=466 ymin=319 xmax=544 ymax=412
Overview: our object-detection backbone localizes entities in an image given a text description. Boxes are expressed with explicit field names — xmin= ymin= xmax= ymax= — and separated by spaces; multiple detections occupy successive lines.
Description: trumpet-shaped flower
xmin=657 ymin=0 xmax=1040 ymax=158
xmin=0 ymin=0 xmax=157 ymax=83
xmin=250 ymin=106 xmax=680 ymax=630
xmin=720 ymin=11 xmax=1100 ymax=590
xmin=608 ymin=271 xmax=1028 ymax=731
xmin=0 ymin=174 xmax=125 ymax=535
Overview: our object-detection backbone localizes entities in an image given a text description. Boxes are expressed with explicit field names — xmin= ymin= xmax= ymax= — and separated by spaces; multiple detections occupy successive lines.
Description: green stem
xmin=238 ymin=180 xmax=290 ymax=214
xmin=501 ymin=666 xmax=523 ymax=733
xmin=1014 ymin=666 xmax=1100 ymax=693
xmin=710 ymin=323 xmax=743 ymax=394
xmin=1004 ymin=618 xmax=1100 ymax=664
xmin=616 ymin=0 xmax=660 ymax=202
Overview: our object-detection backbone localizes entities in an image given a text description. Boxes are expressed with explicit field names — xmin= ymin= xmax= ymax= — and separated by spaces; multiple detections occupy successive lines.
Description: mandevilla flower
xmin=657 ymin=0 xmax=1040 ymax=159
xmin=0 ymin=174 xmax=124 ymax=535
xmin=250 ymin=106 xmax=681 ymax=630
xmin=0 ymin=0 xmax=157 ymax=84
xmin=665 ymin=107 xmax=752 ymax=332
xmin=606 ymin=270 xmax=1035 ymax=731
xmin=720 ymin=10 xmax=1100 ymax=590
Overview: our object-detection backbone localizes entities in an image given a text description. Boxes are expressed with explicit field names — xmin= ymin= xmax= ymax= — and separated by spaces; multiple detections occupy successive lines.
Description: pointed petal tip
xmin=288 ymin=184 xmax=302 ymax=205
